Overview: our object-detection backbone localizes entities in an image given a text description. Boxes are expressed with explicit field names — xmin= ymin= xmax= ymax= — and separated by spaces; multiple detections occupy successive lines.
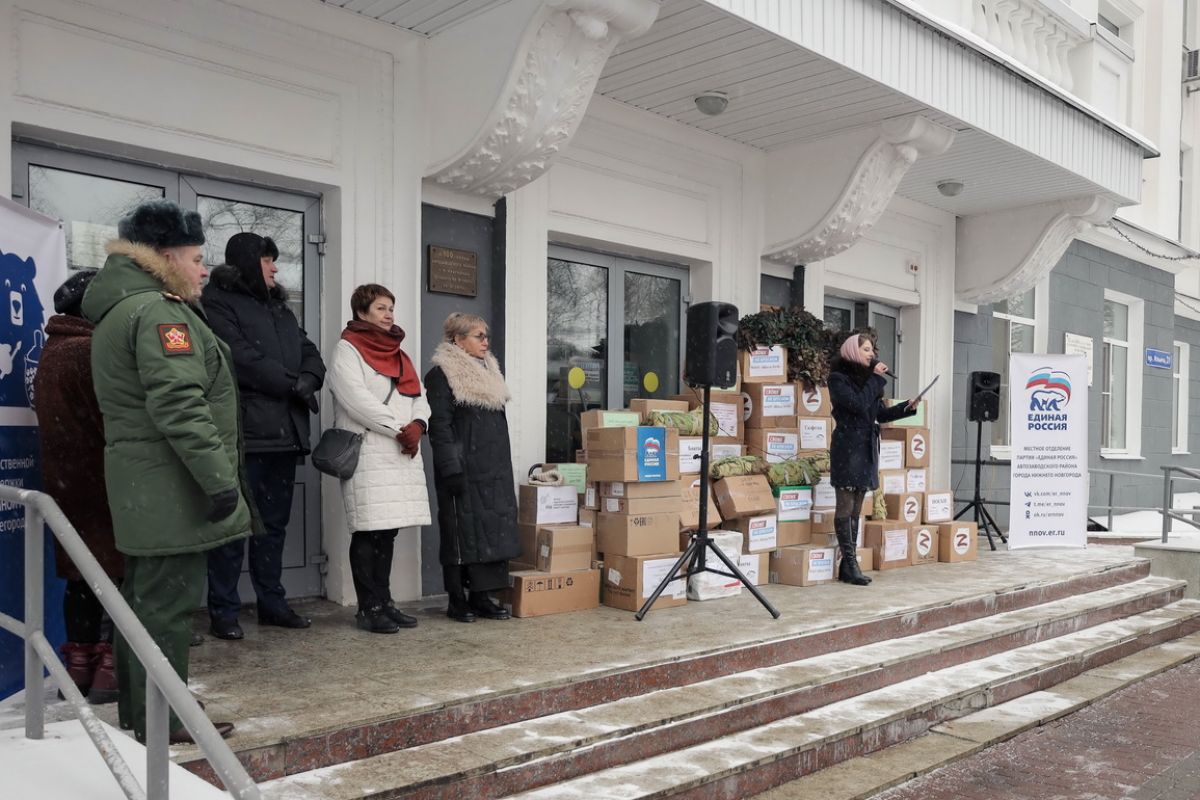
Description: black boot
xmin=836 ymin=517 xmax=871 ymax=586
xmin=356 ymin=606 xmax=400 ymax=634
xmin=447 ymin=591 xmax=476 ymax=623
xmin=469 ymin=590 xmax=510 ymax=620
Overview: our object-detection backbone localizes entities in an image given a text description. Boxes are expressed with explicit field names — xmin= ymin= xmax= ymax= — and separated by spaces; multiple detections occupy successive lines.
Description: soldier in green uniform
xmin=82 ymin=200 xmax=253 ymax=744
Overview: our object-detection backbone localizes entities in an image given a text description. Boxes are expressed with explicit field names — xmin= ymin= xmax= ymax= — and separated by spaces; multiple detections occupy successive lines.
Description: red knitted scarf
xmin=340 ymin=320 xmax=422 ymax=397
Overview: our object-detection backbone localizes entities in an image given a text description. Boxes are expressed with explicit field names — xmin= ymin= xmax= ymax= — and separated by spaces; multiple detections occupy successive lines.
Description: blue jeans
xmin=206 ymin=452 xmax=297 ymax=620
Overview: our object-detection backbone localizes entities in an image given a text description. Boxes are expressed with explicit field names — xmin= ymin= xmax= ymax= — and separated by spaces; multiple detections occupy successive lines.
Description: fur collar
xmin=430 ymin=341 xmax=509 ymax=410
xmin=106 ymin=240 xmax=198 ymax=301
xmin=832 ymin=357 xmax=876 ymax=389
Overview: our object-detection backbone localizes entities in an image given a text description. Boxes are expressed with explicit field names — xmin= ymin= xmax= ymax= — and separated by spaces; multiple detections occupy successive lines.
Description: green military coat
xmin=81 ymin=241 xmax=252 ymax=556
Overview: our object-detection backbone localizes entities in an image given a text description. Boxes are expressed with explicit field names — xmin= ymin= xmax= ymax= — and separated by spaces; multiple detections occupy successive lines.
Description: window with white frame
xmin=1101 ymin=292 xmax=1143 ymax=456
xmin=1174 ymin=341 xmax=1191 ymax=453
xmin=990 ymin=288 xmax=1036 ymax=447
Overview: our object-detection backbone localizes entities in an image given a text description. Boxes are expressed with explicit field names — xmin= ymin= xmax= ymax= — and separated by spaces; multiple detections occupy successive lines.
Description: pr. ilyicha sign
xmin=1145 ymin=348 xmax=1173 ymax=370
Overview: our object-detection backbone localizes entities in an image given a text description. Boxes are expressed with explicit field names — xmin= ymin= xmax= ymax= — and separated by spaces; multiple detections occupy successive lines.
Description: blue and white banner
xmin=0 ymin=197 xmax=67 ymax=698
xmin=1007 ymin=353 xmax=1089 ymax=549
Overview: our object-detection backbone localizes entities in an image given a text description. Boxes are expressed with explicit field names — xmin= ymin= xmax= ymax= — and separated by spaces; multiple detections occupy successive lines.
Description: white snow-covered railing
xmin=0 ymin=486 xmax=259 ymax=800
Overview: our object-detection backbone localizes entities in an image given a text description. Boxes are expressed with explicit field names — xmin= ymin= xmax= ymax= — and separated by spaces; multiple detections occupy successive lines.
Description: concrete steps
xmin=181 ymin=559 xmax=1153 ymax=786
xmin=256 ymin=576 xmax=1198 ymax=800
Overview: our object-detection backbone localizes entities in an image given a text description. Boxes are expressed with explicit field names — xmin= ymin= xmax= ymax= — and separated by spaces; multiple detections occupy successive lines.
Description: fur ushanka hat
xmin=117 ymin=200 xmax=205 ymax=249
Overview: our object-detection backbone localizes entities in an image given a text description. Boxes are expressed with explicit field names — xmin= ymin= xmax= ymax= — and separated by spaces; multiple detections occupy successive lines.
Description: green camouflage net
xmin=709 ymin=455 xmax=769 ymax=479
xmin=648 ymin=409 xmax=718 ymax=436
xmin=873 ymin=491 xmax=887 ymax=520
xmin=766 ymin=453 xmax=831 ymax=488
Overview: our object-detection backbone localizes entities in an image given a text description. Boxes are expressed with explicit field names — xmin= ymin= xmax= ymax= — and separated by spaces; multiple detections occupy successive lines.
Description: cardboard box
xmin=862 ymin=521 xmax=913 ymax=569
xmin=710 ymin=443 xmax=745 ymax=460
xmin=629 ymin=397 xmax=690 ymax=422
xmin=585 ymin=427 xmax=681 ymax=482
xmin=911 ymin=525 xmax=938 ymax=565
xmin=600 ymin=480 xmax=680 ymax=499
xmin=679 ymin=436 xmax=704 ymax=474
xmin=674 ymin=391 xmax=743 ymax=443
xmin=580 ymin=409 xmax=640 ymax=433
xmin=602 ymin=553 xmax=687 ymax=611
xmin=884 ymin=492 xmax=924 ymax=525
xmin=745 ymin=428 xmax=801 ymax=464
xmin=878 ymin=440 xmax=905 ymax=471
xmin=878 ymin=470 xmax=907 ymax=496
xmin=883 ymin=398 xmax=928 ymax=429
xmin=506 ymin=569 xmax=600 ymax=618
xmin=688 ymin=531 xmax=743 ymax=601
xmin=518 ymin=522 xmax=540 ymax=563
xmin=924 ymin=491 xmax=954 ymax=523
xmin=809 ymin=531 xmax=838 ymax=548
xmin=536 ymin=527 xmax=595 ymax=572
xmin=739 ymin=552 xmax=769 ymax=586
xmin=722 ymin=514 xmax=779 ymax=553
xmin=596 ymin=512 xmax=680 ymax=557
xmin=862 ymin=491 xmax=875 ymax=518
xmin=740 ymin=345 xmax=788 ymax=383
xmin=938 ymin=521 xmax=978 ymax=562
xmin=578 ymin=509 xmax=597 ymax=529
xmin=810 ymin=508 xmax=836 ymax=534
xmin=906 ymin=468 xmax=927 ymax=493
xmin=770 ymin=545 xmax=837 ymax=586
xmin=881 ymin=427 xmax=930 ymax=468
xmin=742 ymin=383 xmax=797 ymax=428
xmin=680 ymin=478 xmax=721 ymax=531
xmin=712 ymin=475 xmax=776 ymax=519
xmin=775 ymin=486 xmax=813 ymax=522
xmin=798 ymin=417 xmax=833 ymax=450
xmin=776 ymin=518 xmax=811 ymax=547
xmin=836 ymin=545 xmax=875 ymax=573
xmin=518 ymin=484 xmax=579 ymax=525
xmin=812 ymin=475 xmax=836 ymax=509
xmin=510 ymin=560 xmax=535 ymax=573
xmin=602 ymin=494 xmax=680 ymax=515
xmin=583 ymin=483 xmax=600 ymax=510
xmin=796 ymin=384 xmax=831 ymax=417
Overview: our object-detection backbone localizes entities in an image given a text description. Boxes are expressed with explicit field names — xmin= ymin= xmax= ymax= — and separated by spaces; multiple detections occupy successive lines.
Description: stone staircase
xmin=236 ymin=560 xmax=1200 ymax=799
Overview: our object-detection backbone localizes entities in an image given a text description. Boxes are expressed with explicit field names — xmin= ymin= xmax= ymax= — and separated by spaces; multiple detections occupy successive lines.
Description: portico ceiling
xmin=321 ymin=0 xmax=512 ymax=36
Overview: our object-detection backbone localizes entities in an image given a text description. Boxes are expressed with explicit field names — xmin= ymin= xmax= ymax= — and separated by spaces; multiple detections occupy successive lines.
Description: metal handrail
xmin=950 ymin=458 xmax=1200 ymax=536
xmin=0 ymin=486 xmax=259 ymax=799
xmin=1161 ymin=466 xmax=1200 ymax=543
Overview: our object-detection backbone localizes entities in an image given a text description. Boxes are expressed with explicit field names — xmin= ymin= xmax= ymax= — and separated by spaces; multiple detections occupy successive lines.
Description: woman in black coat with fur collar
xmin=828 ymin=332 xmax=917 ymax=586
xmin=424 ymin=312 xmax=520 ymax=623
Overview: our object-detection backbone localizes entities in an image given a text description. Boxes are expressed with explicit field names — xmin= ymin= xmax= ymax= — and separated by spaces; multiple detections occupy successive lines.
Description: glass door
xmin=13 ymin=142 xmax=325 ymax=601
xmin=546 ymin=246 xmax=687 ymax=462
xmin=869 ymin=302 xmax=900 ymax=399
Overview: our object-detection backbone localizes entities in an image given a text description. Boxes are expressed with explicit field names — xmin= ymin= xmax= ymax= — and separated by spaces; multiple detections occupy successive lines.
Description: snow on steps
xmin=258 ymin=578 xmax=1194 ymax=800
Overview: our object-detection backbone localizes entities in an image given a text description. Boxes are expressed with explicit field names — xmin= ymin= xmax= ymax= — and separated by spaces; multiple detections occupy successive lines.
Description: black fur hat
xmin=118 ymin=200 xmax=205 ymax=248
xmin=53 ymin=269 xmax=99 ymax=317
xmin=224 ymin=232 xmax=279 ymax=300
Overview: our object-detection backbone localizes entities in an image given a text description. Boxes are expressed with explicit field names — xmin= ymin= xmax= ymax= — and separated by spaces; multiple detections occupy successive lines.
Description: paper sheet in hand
xmin=913 ymin=374 xmax=939 ymax=403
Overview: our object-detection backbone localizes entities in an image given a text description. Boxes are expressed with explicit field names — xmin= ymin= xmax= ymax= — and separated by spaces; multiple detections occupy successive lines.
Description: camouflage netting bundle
xmin=709 ymin=455 xmax=769 ymax=479
xmin=873 ymin=491 xmax=887 ymax=520
xmin=766 ymin=452 xmax=831 ymax=488
xmin=648 ymin=409 xmax=718 ymax=436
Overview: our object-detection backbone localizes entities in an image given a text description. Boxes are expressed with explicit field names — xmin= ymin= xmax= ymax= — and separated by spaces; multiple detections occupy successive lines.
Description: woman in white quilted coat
xmin=327 ymin=284 xmax=431 ymax=634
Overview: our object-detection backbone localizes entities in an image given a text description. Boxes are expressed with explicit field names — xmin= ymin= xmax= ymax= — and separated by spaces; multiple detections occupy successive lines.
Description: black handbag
xmin=313 ymin=381 xmax=396 ymax=479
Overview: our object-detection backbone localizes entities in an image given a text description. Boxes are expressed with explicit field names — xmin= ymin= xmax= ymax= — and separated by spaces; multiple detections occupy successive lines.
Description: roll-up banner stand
xmin=1007 ymin=353 xmax=1089 ymax=549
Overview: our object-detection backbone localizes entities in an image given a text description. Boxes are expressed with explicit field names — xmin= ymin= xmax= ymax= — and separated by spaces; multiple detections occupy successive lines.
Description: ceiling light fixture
xmin=694 ymin=91 xmax=729 ymax=116
xmin=937 ymin=179 xmax=965 ymax=197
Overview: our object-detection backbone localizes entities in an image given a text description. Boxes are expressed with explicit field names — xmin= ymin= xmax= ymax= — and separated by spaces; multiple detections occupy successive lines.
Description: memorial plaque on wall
xmin=428 ymin=245 xmax=478 ymax=297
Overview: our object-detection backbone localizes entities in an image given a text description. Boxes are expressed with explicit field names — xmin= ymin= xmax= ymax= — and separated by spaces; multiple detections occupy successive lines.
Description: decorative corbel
xmin=955 ymin=195 xmax=1118 ymax=304
xmin=763 ymin=116 xmax=955 ymax=265
xmin=426 ymin=0 xmax=660 ymax=198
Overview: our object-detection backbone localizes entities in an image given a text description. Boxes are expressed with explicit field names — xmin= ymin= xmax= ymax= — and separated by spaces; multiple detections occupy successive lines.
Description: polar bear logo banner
xmin=0 ymin=197 xmax=67 ymax=700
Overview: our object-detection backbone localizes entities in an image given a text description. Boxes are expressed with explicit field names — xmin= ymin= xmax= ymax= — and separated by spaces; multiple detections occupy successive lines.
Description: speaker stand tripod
xmin=955 ymin=418 xmax=1007 ymax=550
xmin=636 ymin=384 xmax=781 ymax=621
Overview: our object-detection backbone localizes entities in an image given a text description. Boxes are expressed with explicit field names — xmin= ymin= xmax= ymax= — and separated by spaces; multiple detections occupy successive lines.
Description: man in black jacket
xmin=202 ymin=232 xmax=325 ymax=638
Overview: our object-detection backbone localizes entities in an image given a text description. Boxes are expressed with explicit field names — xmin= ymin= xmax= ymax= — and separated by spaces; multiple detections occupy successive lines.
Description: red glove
xmin=397 ymin=421 xmax=424 ymax=456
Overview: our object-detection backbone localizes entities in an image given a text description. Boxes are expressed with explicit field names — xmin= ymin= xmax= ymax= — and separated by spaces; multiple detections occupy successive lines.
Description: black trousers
xmin=349 ymin=529 xmax=398 ymax=611
xmin=206 ymin=452 xmax=297 ymax=620
xmin=443 ymin=561 xmax=509 ymax=597
xmin=63 ymin=580 xmax=114 ymax=644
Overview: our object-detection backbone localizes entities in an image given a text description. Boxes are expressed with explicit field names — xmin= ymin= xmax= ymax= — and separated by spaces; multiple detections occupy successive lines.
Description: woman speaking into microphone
xmin=827 ymin=332 xmax=918 ymax=586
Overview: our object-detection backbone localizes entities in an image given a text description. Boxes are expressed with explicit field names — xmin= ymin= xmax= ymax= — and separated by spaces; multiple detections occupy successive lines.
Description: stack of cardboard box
xmin=711 ymin=474 xmax=776 ymax=587
xmin=508 ymin=482 xmax=601 ymax=618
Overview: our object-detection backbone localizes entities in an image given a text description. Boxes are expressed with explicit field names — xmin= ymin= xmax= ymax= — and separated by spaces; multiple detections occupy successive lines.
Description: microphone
xmin=870 ymin=358 xmax=897 ymax=379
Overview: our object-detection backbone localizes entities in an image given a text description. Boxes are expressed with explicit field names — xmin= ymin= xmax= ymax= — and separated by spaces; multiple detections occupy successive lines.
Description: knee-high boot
xmin=836 ymin=517 xmax=871 ymax=586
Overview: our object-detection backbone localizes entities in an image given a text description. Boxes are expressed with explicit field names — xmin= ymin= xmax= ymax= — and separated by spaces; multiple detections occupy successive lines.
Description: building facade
xmin=1 ymin=0 xmax=1187 ymax=605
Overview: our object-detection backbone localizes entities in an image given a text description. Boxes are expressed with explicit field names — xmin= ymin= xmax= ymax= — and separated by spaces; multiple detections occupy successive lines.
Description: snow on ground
xmin=1100 ymin=491 xmax=1200 ymax=538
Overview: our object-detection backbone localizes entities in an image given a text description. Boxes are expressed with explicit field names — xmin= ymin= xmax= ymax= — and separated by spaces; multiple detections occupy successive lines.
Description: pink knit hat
xmin=840 ymin=333 xmax=871 ymax=366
